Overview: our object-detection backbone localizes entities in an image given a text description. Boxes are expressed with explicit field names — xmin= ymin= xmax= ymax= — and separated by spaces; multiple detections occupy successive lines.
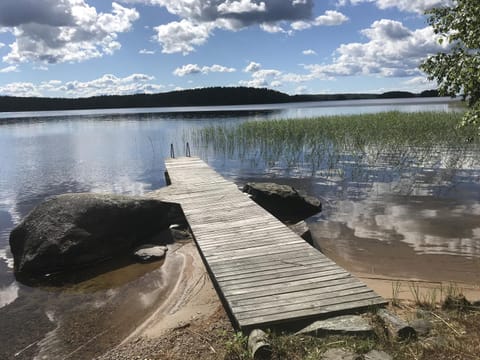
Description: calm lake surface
xmin=0 ymin=97 xmax=478 ymax=359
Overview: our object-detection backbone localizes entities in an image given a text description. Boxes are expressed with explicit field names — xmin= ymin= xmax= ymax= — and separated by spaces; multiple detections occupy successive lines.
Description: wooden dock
xmin=163 ymin=157 xmax=386 ymax=330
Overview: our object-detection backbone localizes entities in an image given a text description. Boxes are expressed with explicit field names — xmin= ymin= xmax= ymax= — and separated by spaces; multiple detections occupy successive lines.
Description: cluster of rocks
xmin=249 ymin=310 xmax=436 ymax=360
xmin=10 ymin=182 xmax=321 ymax=281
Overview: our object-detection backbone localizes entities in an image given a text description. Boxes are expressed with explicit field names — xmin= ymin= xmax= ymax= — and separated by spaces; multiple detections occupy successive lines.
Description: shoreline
xmin=97 ymin=240 xmax=480 ymax=359
xmin=123 ymin=241 xmax=220 ymax=341
xmin=4 ymin=228 xmax=479 ymax=359
xmin=97 ymin=240 xmax=228 ymax=360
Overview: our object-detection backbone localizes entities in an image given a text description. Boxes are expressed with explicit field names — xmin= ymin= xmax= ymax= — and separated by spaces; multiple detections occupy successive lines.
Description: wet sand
xmin=1 ymin=240 xmax=210 ymax=360
xmin=122 ymin=241 xmax=220 ymax=341
xmin=97 ymin=241 xmax=226 ymax=360
xmin=312 ymin=223 xmax=480 ymax=285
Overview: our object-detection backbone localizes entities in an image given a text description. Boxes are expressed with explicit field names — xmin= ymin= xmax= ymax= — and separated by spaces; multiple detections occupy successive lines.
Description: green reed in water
xmin=193 ymin=112 xmax=479 ymax=190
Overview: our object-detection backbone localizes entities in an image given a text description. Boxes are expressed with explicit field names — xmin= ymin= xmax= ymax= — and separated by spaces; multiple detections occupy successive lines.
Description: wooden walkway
xmin=163 ymin=157 xmax=386 ymax=330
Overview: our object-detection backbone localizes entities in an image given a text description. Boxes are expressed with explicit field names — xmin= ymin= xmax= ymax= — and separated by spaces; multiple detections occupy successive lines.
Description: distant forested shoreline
xmin=0 ymin=87 xmax=439 ymax=113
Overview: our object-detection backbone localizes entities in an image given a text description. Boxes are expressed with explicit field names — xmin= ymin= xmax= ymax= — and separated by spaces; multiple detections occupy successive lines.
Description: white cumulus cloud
xmin=173 ymin=63 xmax=236 ymax=76
xmin=123 ymin=0 xmax=322 ymax=54
xmin=403 ymin=76 xmax=436 ymax=91
xmin=0 ymin=65 xmax=17 ymax=73
xmin=0 ymin=73 xmax=165 ymax=97
xmin=154 ymin=20 xmax=214 ymax=55
xmin=338 ymin=0 xmax=453 ymax=14
xmin=139 ymin=49 xmax=155 ymax=55
xmin=260 ymin=23 xmax=286 ymax=33
xmin=244 ymin=61 xmax=262 ymax=72
xmin=0 ymin=82 xmax=41 ymax=97
xmin=60 ymin=73 xmax=163 ymax=97
xmin=240 ymin=61 xmax=312 ymax=89
xmin=240 ymin=68 xmax=282 ymax=88
xmin=302 ymin=49 xmax=316 ymax=55
xmin=291 ymin=10 xmax=348 ymax=31
xmin=304 ymin=19 xmax=449 ymax=79
xmin=1 ymin=1 xmax=139 ymax=64
xmin=218 ymin=0 xmax=266 ymax=14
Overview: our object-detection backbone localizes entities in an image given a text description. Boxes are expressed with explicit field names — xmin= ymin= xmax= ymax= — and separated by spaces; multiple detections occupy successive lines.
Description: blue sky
xmin=0 ymin=0 xmax=452 ymax=98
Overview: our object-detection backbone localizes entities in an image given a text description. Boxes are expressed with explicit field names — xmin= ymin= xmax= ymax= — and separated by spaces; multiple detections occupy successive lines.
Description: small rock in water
xmin=171 ymin=228 xmax=191 ymax=241
xmin=288 ymin=220 xmax=313 ymax=244
xmin=133 ymin=245 xmax=167 ymax=263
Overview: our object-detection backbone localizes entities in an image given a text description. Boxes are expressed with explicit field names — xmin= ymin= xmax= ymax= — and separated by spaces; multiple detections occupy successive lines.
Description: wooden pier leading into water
xmin=163 ymin=157 xmax=386 ymax=330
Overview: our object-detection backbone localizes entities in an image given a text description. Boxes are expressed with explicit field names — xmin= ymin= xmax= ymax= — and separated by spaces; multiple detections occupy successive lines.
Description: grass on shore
xmin=222 ymin=293 xmax=480 ymax=360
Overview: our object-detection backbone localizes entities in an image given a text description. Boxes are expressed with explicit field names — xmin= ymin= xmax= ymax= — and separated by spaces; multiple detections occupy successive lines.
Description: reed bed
xmin=193 ymin=112 xmax=479 ymax=192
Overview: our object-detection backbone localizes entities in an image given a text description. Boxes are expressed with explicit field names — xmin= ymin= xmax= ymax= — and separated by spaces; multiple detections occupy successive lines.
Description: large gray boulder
xmin=10 ymin=193 xmax=177 ymax=276
xmin=242 ymin=182 xmax=321 ymax=223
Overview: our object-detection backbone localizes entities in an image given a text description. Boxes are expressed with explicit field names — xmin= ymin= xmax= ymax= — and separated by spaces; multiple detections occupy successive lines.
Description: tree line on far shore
xmin=0 ymin=87 xmax=439 ymax=113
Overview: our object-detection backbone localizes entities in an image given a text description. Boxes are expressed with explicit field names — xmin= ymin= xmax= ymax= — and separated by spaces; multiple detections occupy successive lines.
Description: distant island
xmin=0 ymin=87 xmax=440 ymax=113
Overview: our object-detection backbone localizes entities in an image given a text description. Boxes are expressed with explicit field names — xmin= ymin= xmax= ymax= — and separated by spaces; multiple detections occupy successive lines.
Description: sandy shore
xmin=95 ymin=237 xmax=480 ymax=360
xmin=96 ymin=240 xmax=231 ymax=360
xmin=124 ymin=241 xmax=220 ymax=340
xmin=357 ymin=273 xmax=480 ymax=304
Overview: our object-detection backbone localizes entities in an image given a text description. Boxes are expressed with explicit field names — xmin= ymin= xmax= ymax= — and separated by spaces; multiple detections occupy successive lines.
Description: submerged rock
xmin=288 ymin=220 xmax=313 ymax=244
xmin=133 ymin=244 xmax=168 ymax=263
xmin=10 ymin=193 xmax=176 ymax=276
xmin=242 ymin=182 xmax=321 ymax=223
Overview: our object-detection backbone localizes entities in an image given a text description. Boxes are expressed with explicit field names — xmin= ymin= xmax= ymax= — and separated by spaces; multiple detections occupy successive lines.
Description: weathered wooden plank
xmin=213 ymin=258 xmax=333 ymax=280
xmin=216 ymin=263 xmax=339 ymax=284
xmin=201 ymin=239 xmax=302 ymax=255
xmin=202 ymin=241 xmax=302 ymax=258
xmin=230 ymin=281 xmax=371 ymax=307
xmin=208 ymin=251 xmax=328 ymax=271
xmin=217 ymin=265 xmax=343 ymax=289
xmin=238 ymin=298 xmax=386 ymax=328
xmin=191 ymin=221 xmax=286 ymax=233
xmin=207 ymin=246 xmax=321 ymax=265
xmin=236 ymin=292 xmax=386 ymax=321
xmin=226 ymin=276 xmax=359 ymax=302
xmin=207 ymin=243 xmax=311 ymax=263
xmin=199 ymin=224 xmax=293 ymax=238
xmin=232 ymin=286 xmax=376 ymax=314
xmin=222 ymin=270 xmax=351 ymax=297
xmin=200 ymin=233 xmax=299 ymax=248
xmin=163 ymin=157 xmax=387 ymax=330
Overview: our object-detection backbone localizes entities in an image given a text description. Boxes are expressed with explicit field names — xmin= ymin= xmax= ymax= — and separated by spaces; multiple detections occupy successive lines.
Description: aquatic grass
xmin=193 ymin=111 xmax=479 ymax=193
xmin=391 ymin=281 xmax=402 ymax=307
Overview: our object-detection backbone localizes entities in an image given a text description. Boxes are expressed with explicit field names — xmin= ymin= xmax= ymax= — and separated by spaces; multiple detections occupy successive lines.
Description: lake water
xmin=0 ymin=97 xmax=478 ymax=359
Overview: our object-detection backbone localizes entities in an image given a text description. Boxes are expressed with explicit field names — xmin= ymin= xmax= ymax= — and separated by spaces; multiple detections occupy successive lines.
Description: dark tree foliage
xmin=420 ymin=0 xmax=480 ymax=131
xmin=0 ymin=87 xmax=290 ymax=112
xmin=379 ymin=91 xmax=415 ymax=99
xmin=0 ymin=86 xmax=438 ymax=113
